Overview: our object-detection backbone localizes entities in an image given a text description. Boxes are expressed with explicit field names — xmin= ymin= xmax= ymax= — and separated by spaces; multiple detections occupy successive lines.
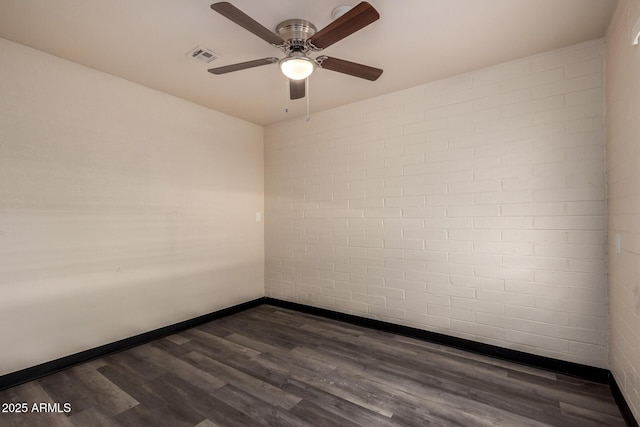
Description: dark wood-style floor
xmin=0 ymin=305 xmax=625 ymax=426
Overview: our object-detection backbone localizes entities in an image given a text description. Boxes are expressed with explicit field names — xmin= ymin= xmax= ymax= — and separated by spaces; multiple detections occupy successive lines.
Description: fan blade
xmin=308 ymin=2 xmax=379 ymax=49
xmin=211 ymin=2 xmax=283 ymax=46
xmin=318 ymin=56 xmax=383 ymax=81
xmin=208 ymin=57 xmax=278 ymax=75
xmin=289 ymin=79 xmax=305 ymax=100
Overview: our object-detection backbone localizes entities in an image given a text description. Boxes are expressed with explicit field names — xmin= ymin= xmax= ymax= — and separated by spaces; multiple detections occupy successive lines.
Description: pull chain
xmin=305 ymin=77 xmax=311 ymax=122
xmin=284 ymin=77 xmax=289 ymax=113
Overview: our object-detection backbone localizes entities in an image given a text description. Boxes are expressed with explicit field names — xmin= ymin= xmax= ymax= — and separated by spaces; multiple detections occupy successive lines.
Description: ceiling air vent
xmin=186 ymin=46 xmax=218 ymax=64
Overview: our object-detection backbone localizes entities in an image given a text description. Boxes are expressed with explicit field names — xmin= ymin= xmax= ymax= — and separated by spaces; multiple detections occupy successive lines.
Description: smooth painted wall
xmin=606 ymin=0 xmax=640 ymax=421
xmin=265 ymin=39 xmax=608 ymax=368
xmin=0 ymin=38 xmax=264 ymax=375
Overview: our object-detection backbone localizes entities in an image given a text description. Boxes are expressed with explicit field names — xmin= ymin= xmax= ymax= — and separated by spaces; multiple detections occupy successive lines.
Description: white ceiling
xmin=0 ymin=0 xmax=617 ymax=125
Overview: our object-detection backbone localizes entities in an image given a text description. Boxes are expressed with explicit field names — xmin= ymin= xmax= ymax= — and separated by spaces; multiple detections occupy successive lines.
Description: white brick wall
xmin=606 ymin=0 xmax=640 ymax=421
xmin=265 ymin=39 xmax=608 ymax=368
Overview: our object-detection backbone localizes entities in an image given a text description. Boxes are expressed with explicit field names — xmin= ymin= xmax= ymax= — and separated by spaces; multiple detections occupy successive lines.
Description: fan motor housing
xmin=276 ymin=19 xmax=317 ymax=44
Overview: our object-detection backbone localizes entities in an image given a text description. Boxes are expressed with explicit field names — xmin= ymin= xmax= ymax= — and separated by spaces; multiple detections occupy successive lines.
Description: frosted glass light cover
xmin=280 ymin=57 xmax=314 ymax=80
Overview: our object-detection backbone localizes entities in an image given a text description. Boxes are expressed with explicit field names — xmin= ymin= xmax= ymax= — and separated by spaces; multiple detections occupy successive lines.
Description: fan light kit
xmin=280 ymin=54 xmax=315 ymax=80
xmin=207 ymin=1 xmax=383 ymax=103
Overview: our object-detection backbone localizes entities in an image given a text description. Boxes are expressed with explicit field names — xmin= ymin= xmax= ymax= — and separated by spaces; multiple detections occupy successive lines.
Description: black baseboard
xmin=0 ymin=298 xmax=264 ymax=391
xmin=264 ymin=298 xmax=610 ymax=384
xmin=1 ymin=296 xmax=637 ymax=426
xmin=610 ymin=374 xmax=640 ymax=427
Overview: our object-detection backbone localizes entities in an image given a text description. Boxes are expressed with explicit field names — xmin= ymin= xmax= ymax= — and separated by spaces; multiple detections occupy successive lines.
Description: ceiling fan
xmin=208 ymin=1 xmax=383 ymax=100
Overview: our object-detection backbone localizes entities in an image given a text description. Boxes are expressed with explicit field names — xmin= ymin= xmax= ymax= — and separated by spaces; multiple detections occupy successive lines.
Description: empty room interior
xmin=1 ymin=0 xmax=639 ymax=425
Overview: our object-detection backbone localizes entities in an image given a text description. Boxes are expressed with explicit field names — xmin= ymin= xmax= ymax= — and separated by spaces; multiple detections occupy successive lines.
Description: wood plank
xmin=148 ymin=373 xmax=258 ymax=427
xmin=211 ymin=384 xmax=310 ymax=427
xmin=96 ymin=364 xmax=169 ymax=410
xmin=560 ymin=401 xmax=628 ymax=426
xmin=289 ymin=399 xmax=362 ymax=427
xmin=281 ymin=377 xmax=402 ymax=427
xmin=67 ymin=368 xmax=138 ymax=417
xmin=181 ymin=351 xmax=302 ymax=410
xmin=128 ymin=345 xmax=225 ymax=393
xmin=68 ymin=406 xmax=122 ymax=427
